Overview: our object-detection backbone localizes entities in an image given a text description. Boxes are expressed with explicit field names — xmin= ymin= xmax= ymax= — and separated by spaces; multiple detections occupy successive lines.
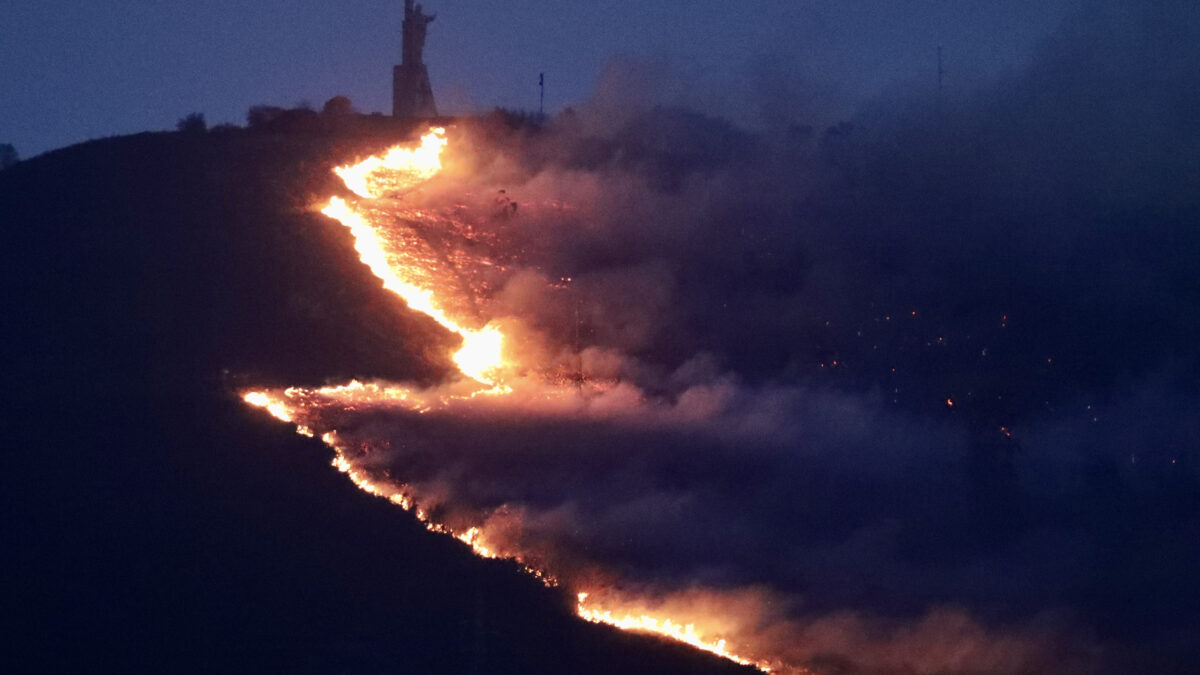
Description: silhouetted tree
xmin=0 ymin=144 xmax=17 ymax=169
xmin=322 ymin=96 xmax=354 ymax=117
xmin=487 ymin=107 xmax=544 ymax=131
xmin=247 ymin=105 xmax=286 ymax=129
xmin=246 ymin=104 xmax=322 ymax=133
xmin=177 ymin=113 xmax=207 ymax=134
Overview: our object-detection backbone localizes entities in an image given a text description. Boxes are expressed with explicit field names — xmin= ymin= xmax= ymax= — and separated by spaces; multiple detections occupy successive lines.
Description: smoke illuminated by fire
xmin=242 ymin=129 xmax=780 ymax=671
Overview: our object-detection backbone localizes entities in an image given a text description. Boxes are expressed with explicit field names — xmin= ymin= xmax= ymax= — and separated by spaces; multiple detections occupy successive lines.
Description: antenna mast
xmin=936 ymin=45 xmax=944 ymax=117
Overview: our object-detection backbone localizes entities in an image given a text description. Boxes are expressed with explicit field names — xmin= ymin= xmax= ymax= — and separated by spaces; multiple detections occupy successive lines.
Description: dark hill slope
xmin=0 ymin=129 xmax=754 ymax=675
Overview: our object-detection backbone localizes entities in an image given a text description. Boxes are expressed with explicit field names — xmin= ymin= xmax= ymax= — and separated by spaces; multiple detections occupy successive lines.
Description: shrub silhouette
xmin=322 ymin=96 xmax=354 ymax=117
xmin=177 ymin=113 xmax=207 ymax=134
xmin=0 ymin=143 xmax=18 ymax=169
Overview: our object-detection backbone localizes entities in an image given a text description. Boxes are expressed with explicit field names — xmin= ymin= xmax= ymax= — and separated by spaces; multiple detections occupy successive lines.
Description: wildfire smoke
xmin=239 ymin=121 xmax=1102 ymax=675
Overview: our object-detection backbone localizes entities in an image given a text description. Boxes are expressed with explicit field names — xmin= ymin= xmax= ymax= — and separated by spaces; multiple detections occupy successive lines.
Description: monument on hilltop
xmin=393 ymin=0 xmax=438 ymax=118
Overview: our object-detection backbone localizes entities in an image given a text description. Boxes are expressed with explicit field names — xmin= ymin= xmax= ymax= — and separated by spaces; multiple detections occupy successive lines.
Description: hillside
xmin=0 ymin=127 xmax=756 ymax=674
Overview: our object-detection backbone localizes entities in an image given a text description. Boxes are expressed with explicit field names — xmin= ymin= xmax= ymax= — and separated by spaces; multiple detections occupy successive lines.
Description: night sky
xmin=5 ymin=0 xmax=1070 ymax=158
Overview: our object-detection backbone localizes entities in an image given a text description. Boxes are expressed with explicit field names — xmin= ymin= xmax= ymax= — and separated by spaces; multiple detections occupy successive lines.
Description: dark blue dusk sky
xmin=3 ymin=1 xmax=1073 ymax=158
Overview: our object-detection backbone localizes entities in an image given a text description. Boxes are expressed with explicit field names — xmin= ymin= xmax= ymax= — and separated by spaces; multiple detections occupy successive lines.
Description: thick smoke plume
xmin=251 ymin=2 xmax=1200 ymax=672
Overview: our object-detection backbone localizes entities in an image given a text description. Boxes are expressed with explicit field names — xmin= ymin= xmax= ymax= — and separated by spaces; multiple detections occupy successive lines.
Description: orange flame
xmin=242 ymin=391 xmax=294 ymax=423
xmin=334 ymin=127 xmax=448 ymax=199
xmin=576 ymin=592 xmax=775 ymax=672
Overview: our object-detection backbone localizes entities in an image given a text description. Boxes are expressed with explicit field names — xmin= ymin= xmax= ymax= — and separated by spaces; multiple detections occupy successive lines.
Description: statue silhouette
xmin=403 ymin=1 xmax=435 ymax=66
xmin=394 ymin=0 xmax=438 ymax=118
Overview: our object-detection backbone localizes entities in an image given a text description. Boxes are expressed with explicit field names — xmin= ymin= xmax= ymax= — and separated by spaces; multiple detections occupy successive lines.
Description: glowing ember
xmin=241 ymin=129 xmax=777 ymax=673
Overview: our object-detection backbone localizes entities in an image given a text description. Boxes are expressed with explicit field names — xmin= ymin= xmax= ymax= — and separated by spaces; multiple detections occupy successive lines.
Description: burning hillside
xmin=11 ymin=7 xmax=1200 ymax=668
xmin=241 ymin=127 xmax=1095 ymax=674
xmin=243 ymin=128 xmax=781 ymax=670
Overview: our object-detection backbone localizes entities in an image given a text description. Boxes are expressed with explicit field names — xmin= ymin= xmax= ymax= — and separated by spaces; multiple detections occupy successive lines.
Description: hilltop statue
xmin=403 ymin=1 xmax=434 ymax=66
xmin=393 ymin=0 xmax=438 ymax=118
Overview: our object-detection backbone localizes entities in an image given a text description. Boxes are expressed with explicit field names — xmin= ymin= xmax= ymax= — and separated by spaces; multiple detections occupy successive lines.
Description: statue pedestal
xmin=393 ymin=63 xmax=437 ymax=119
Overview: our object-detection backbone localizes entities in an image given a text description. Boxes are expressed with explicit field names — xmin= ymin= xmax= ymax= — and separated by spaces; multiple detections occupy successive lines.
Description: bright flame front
xmin=319 ymin=129 xmax=505 ymax=386
xmin=577 ymin=593 xmax=775 ymax=672
xmin=333 ymin=128 xmax=448 ymax=198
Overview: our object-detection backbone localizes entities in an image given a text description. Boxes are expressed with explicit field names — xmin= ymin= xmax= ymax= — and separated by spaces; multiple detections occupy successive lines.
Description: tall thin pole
xmin=937 ymin=46 xmax=944 ymax=116
xmin=539 ymin=72 xmax=545 ymax=117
